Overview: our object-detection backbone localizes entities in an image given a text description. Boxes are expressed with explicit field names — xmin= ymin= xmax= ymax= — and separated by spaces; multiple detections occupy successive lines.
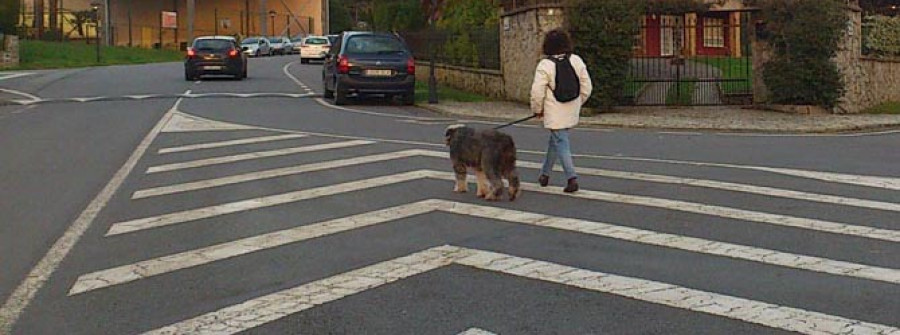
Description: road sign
xmin=162 ymin=11 xmax=177 ymax=29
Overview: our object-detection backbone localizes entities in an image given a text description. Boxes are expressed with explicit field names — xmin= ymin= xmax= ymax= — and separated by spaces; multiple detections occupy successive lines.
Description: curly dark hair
xmin=542 ymin=29 xmax=573 ymax=56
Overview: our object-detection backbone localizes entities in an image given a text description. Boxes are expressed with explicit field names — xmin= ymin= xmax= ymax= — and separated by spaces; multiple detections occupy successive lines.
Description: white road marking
xmin=0 ymin=88 xmax=41 ymax=103
xmin=161 ymin=111 xmax=260 ymax=133
xmin=145 ymin=140 xmax=373 ymax=173
xmin=124 ymin=94 xmax=158 ymax=100
xmin=457 ymin=328 xmax=497 ymax=335
xmin=133 ymin=149 xmax=900 ymax=213
xmin=0 ymin=90 xmax=191 ymax=334
xmin=72 ymin=200 xmax=900 ymax=295
xmin=143 ymin=245 xmax=900 ymax=335
xmin=114 ymin=170 xmax=900 ymax=242
xmin=69 ymin=97 xmax=105 ymax=102
xmin=0 ymin=72 xmax=34 ymax=81
xmin=107 ymin=170 xmax=432 ymax=235
xmin=133 ymin=149 xmax=427 ymax=199
xmin=171 ymin=111 xmax=900 ymax=190
xmin=157 ymin=134 xmax=307 ymax=154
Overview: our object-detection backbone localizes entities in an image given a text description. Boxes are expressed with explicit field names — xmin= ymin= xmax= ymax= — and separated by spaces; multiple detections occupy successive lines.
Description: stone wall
xmin=754 ymin=2 xmax=900 ymax=113
xmin=1 ymin=35 xmax=20 ymax=69
xmin=500 ymin=6 xmax=566 ymax=103
xmin=415 ymin=62 xmax=505 ymax=99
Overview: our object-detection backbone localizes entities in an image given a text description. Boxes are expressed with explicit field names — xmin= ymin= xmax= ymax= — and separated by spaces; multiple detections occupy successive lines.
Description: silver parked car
xmin=269 ymin=36 xmax=293 ymax=55
xmin=240 ymin=37 xmax=272 ymax=57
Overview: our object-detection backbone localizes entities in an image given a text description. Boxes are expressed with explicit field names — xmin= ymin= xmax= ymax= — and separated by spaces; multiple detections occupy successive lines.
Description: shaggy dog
xmin=445 ymin=124 xmax=521 ymax=201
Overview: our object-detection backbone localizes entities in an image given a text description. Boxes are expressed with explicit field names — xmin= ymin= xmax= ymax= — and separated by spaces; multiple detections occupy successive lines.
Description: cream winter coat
xmin=529 ymin=54 xmax=592 ymax=130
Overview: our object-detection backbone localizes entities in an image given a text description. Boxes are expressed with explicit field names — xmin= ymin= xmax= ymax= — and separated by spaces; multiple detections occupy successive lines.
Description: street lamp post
xmin=428 ymin=0 xmax=438 ymax=104
xmin=269 ymin=10 xmax=277 ymax=36
xmin=91 ymin=2 xmax=101 ymax=63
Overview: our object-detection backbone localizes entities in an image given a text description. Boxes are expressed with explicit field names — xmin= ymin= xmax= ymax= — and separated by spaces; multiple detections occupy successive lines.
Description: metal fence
xmin=399 ymin=29 xmax=500 ymax=70
xmin=625 ymin=13 xmax=753 ymax=106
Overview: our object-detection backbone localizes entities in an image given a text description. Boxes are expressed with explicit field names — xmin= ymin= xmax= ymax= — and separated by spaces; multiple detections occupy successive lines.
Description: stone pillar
xmin=260 ymin=0 xmax=268 ymax=36
xmin=1 ymin=36 xmax=20 ymax=69
xmin=730 ymin=11 xmax=741 ymax=57
xmin=833 ymin=3 xmax=864 ymax=113
xmin=500 ymin=6 xmax=565 ymax=103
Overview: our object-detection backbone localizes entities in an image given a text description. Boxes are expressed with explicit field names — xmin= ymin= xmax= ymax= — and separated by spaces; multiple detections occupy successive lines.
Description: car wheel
xmin=254 ymin=50 xmax=259 ymax=57
xmin=402 ymin=88 xmax=415 ymax=106
xmin=333 ymin=81 xmax=348 ymax=106
xmin=242 ymin=67 xmax=248 ymax=79
xmin=301 ymin=58 xmax=308 ymax=64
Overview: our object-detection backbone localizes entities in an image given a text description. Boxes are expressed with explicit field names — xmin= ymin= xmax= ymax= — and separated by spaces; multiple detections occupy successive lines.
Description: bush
xmin=752 ymin=0 xmax=847 ymax=107
xmin=565 ymin=0 xmax=643 ymax=109
xmin=0 ymin=0 xmax=20 ymax=35
xmin=863 ymin=15 xmax=900 ymax=57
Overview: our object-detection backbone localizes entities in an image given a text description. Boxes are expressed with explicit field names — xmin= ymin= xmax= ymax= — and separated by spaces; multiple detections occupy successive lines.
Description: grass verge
xmin=862 ymin=101 xmax=900 ymax=114
xmin=414 ymin=80 xmax=487 ymax=103
xmin=16 ymin=40 xmax=183 ymax=70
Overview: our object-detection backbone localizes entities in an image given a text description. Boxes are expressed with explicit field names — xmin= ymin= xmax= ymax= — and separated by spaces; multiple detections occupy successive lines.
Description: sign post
xmin=162 ymin=11 xmax=178 ymax=49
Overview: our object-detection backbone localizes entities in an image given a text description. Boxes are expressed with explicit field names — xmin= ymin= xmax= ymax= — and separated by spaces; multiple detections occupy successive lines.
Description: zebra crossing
xmin=38 ymin=113 xmax=900 ymax=334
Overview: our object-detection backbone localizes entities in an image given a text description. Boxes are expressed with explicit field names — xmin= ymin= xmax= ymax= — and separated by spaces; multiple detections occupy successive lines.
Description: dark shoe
xmin=538 ymin=175 xmax=550 ymax=187
xmin=564 ymin=178 xmax=579 ymax=193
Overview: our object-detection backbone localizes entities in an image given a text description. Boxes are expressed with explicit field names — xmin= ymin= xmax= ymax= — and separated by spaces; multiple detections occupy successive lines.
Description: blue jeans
xmin=540 ymin=129 xmax=577 ymax=180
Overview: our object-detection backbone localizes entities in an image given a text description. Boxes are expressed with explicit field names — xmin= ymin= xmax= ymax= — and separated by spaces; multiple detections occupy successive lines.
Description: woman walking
xmin=531 ymin=29 xmax=592 ymax=193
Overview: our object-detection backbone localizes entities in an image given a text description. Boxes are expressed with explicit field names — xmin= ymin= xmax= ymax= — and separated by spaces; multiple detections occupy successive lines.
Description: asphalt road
xmin=0 ymin=55 xmax=898 ymax=335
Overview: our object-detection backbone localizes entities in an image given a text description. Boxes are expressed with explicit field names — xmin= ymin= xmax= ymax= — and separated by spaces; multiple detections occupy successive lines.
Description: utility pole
xmin=245 ymin=0 xmax=250 ymax=35
xmin=187 ymin=0 xmax=195 ymax=42
xmin=127 ymin=0 xmax=132 ymax=46
xmin=214 ymin=8 xmax=219 ymax=36
xmin=259 ymin=0 xmax=268 ymax=36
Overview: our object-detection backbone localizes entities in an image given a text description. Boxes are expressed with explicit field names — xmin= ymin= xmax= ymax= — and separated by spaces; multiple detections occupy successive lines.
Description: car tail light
xmin=407 ymin=58 xmax=415 ymax=75
xmin=228 ymin=49 xmax=239 ymax=57
xmin=186 ymin=48 xmax=196 ymax=58
xmin=337 ymin=55 xmax=350 ymax=74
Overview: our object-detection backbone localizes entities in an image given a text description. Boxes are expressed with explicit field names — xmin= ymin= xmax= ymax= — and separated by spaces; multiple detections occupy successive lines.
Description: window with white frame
xmin=703 ymin=17 xmax=725 ymax=48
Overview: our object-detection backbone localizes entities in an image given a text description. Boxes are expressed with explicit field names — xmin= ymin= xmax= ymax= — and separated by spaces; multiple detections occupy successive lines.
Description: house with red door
xmin=636 ymin=0 xmax=749 ymax=58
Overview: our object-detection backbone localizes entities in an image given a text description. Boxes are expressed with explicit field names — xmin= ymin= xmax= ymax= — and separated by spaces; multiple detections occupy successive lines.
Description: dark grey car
xmin=322 ymin=32 xmax=416 ymax=105
xmin=185 ymin=36 xmax=248 ymax=81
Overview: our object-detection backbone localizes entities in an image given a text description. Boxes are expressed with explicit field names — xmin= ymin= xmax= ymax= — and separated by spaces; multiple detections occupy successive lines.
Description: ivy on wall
xmin=863 ymin=15 xmax=900 ymax=57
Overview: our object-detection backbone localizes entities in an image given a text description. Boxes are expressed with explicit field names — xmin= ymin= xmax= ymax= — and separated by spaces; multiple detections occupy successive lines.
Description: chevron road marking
xmin=113 ymin=170 xmax=900 ymax=242
xmin=457 ymin=328 xmax=497 ymax=335
xmin=0 ymin=91 xmax=191 ymax=334
xmin=157 ymin=134 xmax=308 ymax=154
xmin=145 ymin=140 xmax=374 ymax=173
xmin=143 ymin=245 xmax=900 ymax=335
xmin=72 ymin=199 xmax=900 ymax=296
xmin=134 ymin=149 xmax=900 ymax=214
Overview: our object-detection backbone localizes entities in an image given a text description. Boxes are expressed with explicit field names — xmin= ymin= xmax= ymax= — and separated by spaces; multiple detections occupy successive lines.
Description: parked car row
xmin=238 ymin=36 xmax=298 ymax=57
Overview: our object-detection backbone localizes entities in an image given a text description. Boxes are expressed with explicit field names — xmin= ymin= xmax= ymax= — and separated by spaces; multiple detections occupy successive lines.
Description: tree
xmin=860 ymin=0 xmax=900 ymax=15
xmin=0 ymin=0 xmax=19 ymax=34
xmin=329 ymin=0 xmax=353 ymax=33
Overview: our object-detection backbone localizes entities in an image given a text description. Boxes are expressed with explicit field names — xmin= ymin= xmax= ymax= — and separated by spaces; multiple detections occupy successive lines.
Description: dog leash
xmin=493 ymin=115 xmax=537 ymax=130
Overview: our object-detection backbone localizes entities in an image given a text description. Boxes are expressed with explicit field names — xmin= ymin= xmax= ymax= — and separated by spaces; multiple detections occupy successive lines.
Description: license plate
xmin=364 ymin=69 xmax=393 ymax=77
xmin=204 ymin=66 xmax=223 ymax=70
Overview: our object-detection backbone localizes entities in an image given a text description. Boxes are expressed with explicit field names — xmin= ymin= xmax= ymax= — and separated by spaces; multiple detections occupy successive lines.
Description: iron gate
xmin=626 ymin=12 xmax=753 ymax=106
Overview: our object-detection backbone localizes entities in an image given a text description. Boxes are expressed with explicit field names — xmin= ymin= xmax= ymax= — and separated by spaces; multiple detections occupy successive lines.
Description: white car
xmin=299 ymin=36 xmax=331 ymax=64
xmin=240 ymin=37 xmax=272 ymax=57
xmin=269 ymin=36 xmax=292 ymax=55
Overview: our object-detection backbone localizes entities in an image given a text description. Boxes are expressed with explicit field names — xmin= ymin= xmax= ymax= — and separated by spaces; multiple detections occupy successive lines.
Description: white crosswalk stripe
xmin=113 ymin=169 xmax=900 ymax=242
xmin=145 ymin=140 xmax=374 ymax=173
xmin=133 ymin=149 xmax=900 ymax=214
xmin=70 ymin=199 xmax=900 ymax=296
xmin=142 ymin=245 xmax=900 ymax=335
xmin=59 ymin=126 xmax=900 ymax=334
xmin=157 ymin=134 xmax=308 ymax=154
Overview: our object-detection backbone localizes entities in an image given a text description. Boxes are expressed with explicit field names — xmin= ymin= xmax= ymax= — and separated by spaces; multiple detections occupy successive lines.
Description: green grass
xmin=16 ymin=40 xmax=183 ymax=70
xmin=414 ymin=80 xmax=488 ymax=103
xmin=666 ymin=80 xmax=695 ymax=105
xmin=693 ymin=57 xmax=753 ymax=95
xmin=862 ymin=101 xmax=900 ymax=114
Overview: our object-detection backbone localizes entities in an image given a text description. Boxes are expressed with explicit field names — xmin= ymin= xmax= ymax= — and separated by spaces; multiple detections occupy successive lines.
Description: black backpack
xmin=548 ymin=54 xmax=580 ymax=103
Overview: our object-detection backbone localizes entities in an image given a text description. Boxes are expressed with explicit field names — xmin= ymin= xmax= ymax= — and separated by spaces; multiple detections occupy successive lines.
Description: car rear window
xmin=344 ymin=35 xmax=407 ymax=55
xmin=194 ymin=39 xmax=234 ymax=50
xmin=305 ymin=38 xmax=328 ymax=45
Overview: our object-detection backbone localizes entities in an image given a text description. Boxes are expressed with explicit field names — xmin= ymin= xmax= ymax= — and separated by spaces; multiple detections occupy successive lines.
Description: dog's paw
xmin=508 ymin=189 xmax=521 ymax=201
xmin=453 ymin=186 xmax=468 ymax=193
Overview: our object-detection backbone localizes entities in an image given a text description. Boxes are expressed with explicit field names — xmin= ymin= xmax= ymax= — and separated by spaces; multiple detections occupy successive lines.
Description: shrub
xmin=565 ymin=0 xmax=642 ymax=109
xmin=752 ymin=0 xmax=847 ymax=107
xmin=0 ymin=0 xmax=20 ymax=35
xmin=863 ymin=15 xmax=900 ymax=57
